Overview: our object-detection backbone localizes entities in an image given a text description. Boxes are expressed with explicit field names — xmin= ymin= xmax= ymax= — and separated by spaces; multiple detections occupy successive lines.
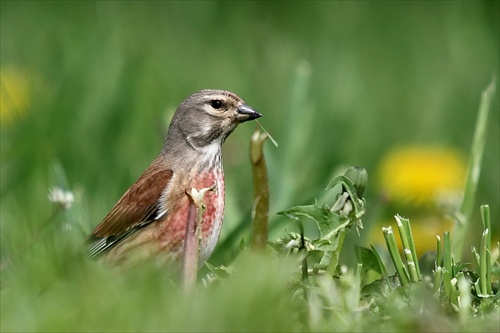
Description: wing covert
xmin=86 ymin=167 xmax=173 ymax=258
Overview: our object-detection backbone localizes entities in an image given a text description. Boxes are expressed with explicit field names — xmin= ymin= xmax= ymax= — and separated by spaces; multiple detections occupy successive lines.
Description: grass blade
xmin=480 ymin=205 xmax=492 ymax=295
xmin=395 ymin=215 xmax=421 ymax=281
xmin=452 ymin=78 xmax=497 ymax=260
xmin=443 ymin=232 xmax=453 ymax=298
xmin=383 ymin=226 xmax=410 ymax=286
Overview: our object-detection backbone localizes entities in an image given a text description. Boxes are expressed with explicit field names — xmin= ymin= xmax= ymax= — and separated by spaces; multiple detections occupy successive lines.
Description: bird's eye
xmin=210 ymin=99 xmax=223 ymax=110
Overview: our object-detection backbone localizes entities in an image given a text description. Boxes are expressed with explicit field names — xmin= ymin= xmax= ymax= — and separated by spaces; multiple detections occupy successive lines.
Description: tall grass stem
xmin=452 ymin=78 xmax=496 ymax=260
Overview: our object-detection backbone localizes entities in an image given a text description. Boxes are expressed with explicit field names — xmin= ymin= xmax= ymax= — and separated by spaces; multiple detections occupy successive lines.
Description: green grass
xmin=1 ymin=1 xmax=499 ymax=332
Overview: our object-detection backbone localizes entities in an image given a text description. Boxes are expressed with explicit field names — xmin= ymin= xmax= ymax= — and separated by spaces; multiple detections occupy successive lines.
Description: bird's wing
xmin=86 ymin=167 xmax=173 ymax=259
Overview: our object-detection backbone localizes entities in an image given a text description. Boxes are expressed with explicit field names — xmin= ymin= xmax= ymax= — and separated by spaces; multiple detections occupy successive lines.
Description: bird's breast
xmin=196 ymin=166 xmax=225 ymax=262
xmin=156 ymin=163 xmax=225 ymax=264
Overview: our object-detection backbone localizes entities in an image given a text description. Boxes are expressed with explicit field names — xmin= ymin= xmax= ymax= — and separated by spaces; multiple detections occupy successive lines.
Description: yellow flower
xmin=370 ymin=146 xmax=467 ymax=253
xmin=1 ymin=66 xmax=31 ymax=127
xmin=377 ymin=146 xmax=466 ymax=206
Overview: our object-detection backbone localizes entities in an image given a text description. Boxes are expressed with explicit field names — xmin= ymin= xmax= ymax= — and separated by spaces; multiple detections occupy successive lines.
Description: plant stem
xmin=182 ymin=192 xmax=199 ymax=292
xmin=326 ymin=231 xmax=346 ymax=276
xmin=182 ymin=187 xmax=211 ymax=292
xmin=250 ymin=128 xmax=270 ymax=250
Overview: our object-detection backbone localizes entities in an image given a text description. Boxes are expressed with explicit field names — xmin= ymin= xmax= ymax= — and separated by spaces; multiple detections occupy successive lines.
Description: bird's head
xmin=168 ymin=89 xmax=262 ymax=150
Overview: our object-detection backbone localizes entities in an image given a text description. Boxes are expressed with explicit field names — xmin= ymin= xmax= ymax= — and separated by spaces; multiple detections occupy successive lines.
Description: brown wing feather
xmin=91 ymin=166 xmax=173 ymax=237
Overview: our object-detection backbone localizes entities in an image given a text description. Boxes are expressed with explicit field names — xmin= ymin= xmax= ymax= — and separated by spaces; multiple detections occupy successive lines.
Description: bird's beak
xmin=237 ymin=104 xmax=262 ymax=122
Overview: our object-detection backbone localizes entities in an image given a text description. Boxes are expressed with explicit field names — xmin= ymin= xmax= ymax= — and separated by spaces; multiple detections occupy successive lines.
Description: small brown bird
xmin=87 ymin=90 xmax=261 ymax=266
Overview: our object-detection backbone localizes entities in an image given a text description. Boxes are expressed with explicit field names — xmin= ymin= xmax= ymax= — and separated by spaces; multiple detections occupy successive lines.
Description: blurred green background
xmin=1 ymin=1 xmax=499 ymax=331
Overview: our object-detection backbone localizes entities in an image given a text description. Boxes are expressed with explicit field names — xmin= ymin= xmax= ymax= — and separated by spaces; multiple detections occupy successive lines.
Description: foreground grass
xmin=1 ymin=201 xmax=497 ymax=332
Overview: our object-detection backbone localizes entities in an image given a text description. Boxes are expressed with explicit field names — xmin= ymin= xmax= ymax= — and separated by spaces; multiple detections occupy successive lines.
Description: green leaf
xmin=279 ymin=202 xmax=350 ymax=273
xmin=370 ymin=245 xmax=391 ymax=284
xmin=355 ymin=245 xmax=382 ymax=274
xmin=361 ymin=277 xmax=392 ymax=298
xmin=279 ymin=201 xmax=343 ymax=243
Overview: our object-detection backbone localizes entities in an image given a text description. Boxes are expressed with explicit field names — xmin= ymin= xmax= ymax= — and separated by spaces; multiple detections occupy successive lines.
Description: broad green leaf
xmin=278 ymin=201 xmax=345 ymax=246
xmin=355 ymin=245 xmax=382 ymax=274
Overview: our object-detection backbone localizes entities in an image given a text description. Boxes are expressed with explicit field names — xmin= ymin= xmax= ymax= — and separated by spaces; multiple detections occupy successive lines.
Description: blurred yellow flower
xmin=1 ymin=66 xmax=31 ymax=127
xmin=369 ymin=146 xmax=467 ymax=253
xmin=377 ymin=146 xmax=466 ymax=206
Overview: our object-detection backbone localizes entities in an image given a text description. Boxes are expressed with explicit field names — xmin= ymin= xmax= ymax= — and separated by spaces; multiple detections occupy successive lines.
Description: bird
xmin=86 ymin=89 xmax=262 ymax=267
